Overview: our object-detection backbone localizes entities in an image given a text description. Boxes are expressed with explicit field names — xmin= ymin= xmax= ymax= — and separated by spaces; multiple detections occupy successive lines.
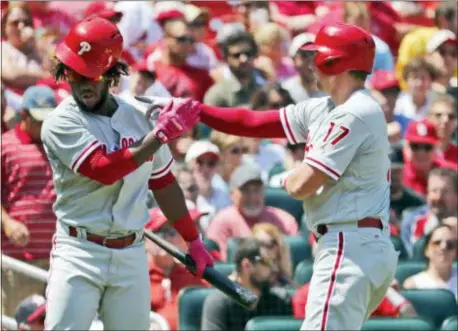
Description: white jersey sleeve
xmin=304 ymin=111 xmax=370 ymax=181
xmin=150 ymin=144 xmax=174 ymax=179
xmin=279 ymin=97 xmax=331 ymax=145
xmin=41 ymin=112 xmax=102 ymax=173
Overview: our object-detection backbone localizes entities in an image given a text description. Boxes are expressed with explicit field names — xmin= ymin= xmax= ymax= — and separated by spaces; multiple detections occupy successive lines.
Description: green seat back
xmin=390 ymin=236 xmax=408 ymax=260
xmin=178 ymin=287 xmax=214 ymax=331
xmin=264 ymin=187 xmax=303 ymax=224
xmin=362 ymin=318 xmax=434 ymax=331
xmin=245 ymin=316 xmax=302 ymax=331
xmin=401 ymin=289 xmax=458 ymax=327
xmin=203 ymin=238 xmax=220 ymax=252
xmin=214 ymin=262 xmax=235 ymax=276
xmin=441 ymin=315 xmax=458 ymax=331
xmin=394 ymin=261 xmax=426 ymax=284
xmin=412 ymin=236 xmax=427 ymax=261
xmin=227 ymin=236 xmax=311 ymax=269
xmin=294 ymin=260 xmax=314 ymax=285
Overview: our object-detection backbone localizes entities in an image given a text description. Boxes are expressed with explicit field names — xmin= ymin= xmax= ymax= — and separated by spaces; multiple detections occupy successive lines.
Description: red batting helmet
xmin=301 ymin=23 xmax=375 ymax=75
xmin=55 ymin=16 xmax=123 ymax=79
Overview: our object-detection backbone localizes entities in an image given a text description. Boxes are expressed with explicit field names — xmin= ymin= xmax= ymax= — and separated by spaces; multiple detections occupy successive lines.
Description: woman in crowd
xmin=252 ymin=222 xmax=293 ymax=287
xmin=403 ymin=224 xmax=457 ymax=299
xmin=1 ymin=3 xmax=48 ymax=94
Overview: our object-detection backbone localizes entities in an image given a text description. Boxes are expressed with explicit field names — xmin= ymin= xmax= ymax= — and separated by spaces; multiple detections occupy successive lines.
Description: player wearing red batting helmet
xmin=149 ymin=22 xmax=398 ymax=330
xmin=43 ymin=16 xmax=213 ymax=330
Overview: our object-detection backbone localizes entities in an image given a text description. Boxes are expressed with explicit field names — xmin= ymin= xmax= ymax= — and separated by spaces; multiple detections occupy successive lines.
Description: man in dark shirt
xmin=201 ymin=238 xmax=293 ymax=331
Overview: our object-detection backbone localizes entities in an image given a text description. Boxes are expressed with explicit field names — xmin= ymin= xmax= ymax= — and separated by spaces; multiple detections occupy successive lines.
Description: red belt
xmin=316 ymin=218 xmax=383 ymax=237
xmin=68 ymin=226 xmax=136 ymax=249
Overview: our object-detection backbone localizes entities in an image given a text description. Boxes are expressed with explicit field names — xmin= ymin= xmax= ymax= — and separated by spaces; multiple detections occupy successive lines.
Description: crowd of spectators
xmin=1 ymin=1 xmax=457 ymax=330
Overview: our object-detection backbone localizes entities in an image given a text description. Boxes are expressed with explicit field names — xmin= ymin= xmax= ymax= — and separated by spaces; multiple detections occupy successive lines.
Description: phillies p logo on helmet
xmin=78 ymin=41 xmax=92 ymax=55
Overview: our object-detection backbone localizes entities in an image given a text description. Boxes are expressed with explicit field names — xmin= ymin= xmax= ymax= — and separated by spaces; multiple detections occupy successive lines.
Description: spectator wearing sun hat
xmin=402 ymin=119 xmax=456 ymax=196
xmin=281 ymin=33 xmax=326 ymax=103
xmin=144 ymin=206 xmax=208 ymax=330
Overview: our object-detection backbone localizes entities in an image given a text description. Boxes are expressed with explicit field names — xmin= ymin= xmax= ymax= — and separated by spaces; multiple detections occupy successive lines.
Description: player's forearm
xmin=153 ymin=180 xmax=199 ymax=241
xmin=78 ymin=133 xmax=163 ymax=185
xmin=200 ymin=104 xmax=286 ymax=138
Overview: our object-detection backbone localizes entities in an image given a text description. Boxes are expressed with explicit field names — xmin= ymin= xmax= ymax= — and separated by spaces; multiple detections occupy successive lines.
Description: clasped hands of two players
xmin=135 ymin=96 xmax=213 ymax=277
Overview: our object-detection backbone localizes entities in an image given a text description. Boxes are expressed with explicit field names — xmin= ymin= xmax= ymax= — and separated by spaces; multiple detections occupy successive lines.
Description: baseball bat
xmin=144 ymin=229 xmax=259 ymax=310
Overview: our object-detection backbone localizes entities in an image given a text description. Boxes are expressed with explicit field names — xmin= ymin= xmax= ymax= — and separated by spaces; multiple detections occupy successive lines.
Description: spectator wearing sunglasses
xmin=427 ymin=94 xmax=458 ymax=166
xmin=1 ymin=3 xmax=49 ymax=94
xmin=252 ymin=223 xmax=293 ymax=287
xmin=426 ymin=30 xmax=458 ymax=93
xmin=206 ymin=164 xmax=298 ymax=261
xmin=148 ymin=19 xmax=213 ymax=102
xmin=185 ymin=141 xmax=232 ymax=230
xmin=144 ymin=210 xmax=208 ymax=331
xmin=201 ymin=238 xmax=293 ymax=331
xmin=204 ymin=29 xmax=266 ymax=108
xmin=403 ymin=224 xmax=457 ymax=299
xmin=402 ymin=119 xmax=454 ymax=196
xmin=401 ymin=168 xmax=457 ymax=256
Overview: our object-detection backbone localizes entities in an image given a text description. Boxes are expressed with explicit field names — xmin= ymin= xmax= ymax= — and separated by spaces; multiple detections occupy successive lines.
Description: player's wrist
xmin=172 ymin=213 xmax=199 ymax=242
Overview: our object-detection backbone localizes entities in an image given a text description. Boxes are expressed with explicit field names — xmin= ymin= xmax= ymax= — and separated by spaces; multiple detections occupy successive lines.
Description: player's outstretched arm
xmin=77 ymin=99 xmax=200 ymax=185
xmin=153 ymin=179 xmax=214 ymax=277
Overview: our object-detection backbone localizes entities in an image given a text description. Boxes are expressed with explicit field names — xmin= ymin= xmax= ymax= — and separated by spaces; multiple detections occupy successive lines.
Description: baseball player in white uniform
xmin=40 ymin=17 xmax=213 ymax=330
xmin=146 ymin=22 xmax=399 ymax=330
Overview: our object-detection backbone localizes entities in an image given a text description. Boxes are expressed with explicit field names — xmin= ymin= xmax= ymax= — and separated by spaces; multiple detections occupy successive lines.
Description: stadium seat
xmin=214 ymin=262 xmax=235 ymax=276
xmin=362 ymin=317 xmax=435 ymax=331
xmin=264 ymin=187 xmax=304 ymax=224
xmin=441 ymin=315 xmax=458 ymax=331
xmin=227 ymin=236 xmax=312 ymax=269
xmin=203 ymin=238 xmax=220 ymax=252
xmin=401 ymin=289 xmax=458 ymax=327
xmin=293 ymin=260 xmax=314 ymax=285
xmin=245 ymin=316 xmax=302 ymax=331
xmin=390 ymin=236 xmax=409 ymax=260
xmin=178 ymin=287 xmax=214 ymax=331
xmin=412 ymin=236 xmax=427 ymax=261
xmin=394 ymin=261 xmax=426 ymax=284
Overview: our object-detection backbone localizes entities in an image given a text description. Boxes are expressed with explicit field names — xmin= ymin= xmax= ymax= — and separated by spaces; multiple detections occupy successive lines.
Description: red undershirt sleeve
xmin=78 ymin=146 xmax=139 ymax=185
xmin=148 ymin=171 xmax=176 ymax=190
xmin=200 ymin=104 xmax=286 ymax=138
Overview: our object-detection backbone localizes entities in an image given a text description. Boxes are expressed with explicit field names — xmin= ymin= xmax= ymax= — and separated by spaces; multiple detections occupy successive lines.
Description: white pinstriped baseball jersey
xmin=279 ymin=89 xmax=391 ymax=231
xmin=41 ymin=95 xmax=174 ymax=235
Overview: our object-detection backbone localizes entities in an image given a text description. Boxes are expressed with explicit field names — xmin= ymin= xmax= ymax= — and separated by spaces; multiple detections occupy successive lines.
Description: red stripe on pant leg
xmin=320 ymin=232 xmax=345 ymax=331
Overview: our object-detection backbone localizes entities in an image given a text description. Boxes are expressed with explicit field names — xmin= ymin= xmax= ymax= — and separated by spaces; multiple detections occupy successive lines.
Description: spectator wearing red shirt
xmin=427 ymin=94 xmax=458 ymax=166
xmin=206 ymin=164 xmax=298 ymax=261
xmin=402 ymin=119 xmax=453 ymax=196
xmin=144 ymin=208 xmax=208 ymax=331
xmin=292 ymin=280 xmax=417 ymax=320
xmin=1 ymin=86 xmax=57 ymax=316
xmin=148 ymin=19 xmax=213 ymax=101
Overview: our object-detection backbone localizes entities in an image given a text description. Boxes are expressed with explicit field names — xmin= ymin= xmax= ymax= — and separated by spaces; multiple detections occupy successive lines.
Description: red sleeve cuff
xmin=148 ymin=171 xmax=176 ymax=190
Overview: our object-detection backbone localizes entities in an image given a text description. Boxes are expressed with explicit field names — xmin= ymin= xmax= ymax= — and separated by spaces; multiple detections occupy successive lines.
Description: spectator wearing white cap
xmin=426 ymin=29 xmax=458 ymax=92
xmin=185 ymin=141 xmax=232 ymax=230
xmin=281 ymin=32 xmax=326 ymax=103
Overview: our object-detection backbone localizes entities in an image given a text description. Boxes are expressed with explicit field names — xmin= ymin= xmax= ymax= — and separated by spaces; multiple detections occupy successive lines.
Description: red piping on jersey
xmin=78 ymin=146 xmax=138 ymax=185
xmin=200 ymin=104 xmax=286 ymax=138
xmin=71 ymin=140 xmax=100 ymax=171
xmin=151 ymin=158 xmax=174 ymax=178
xmin=281 ymin=108 xmax=298 ymax=144
xmin=321 ymin=232 xmax=344 ymax=331
xmin=306 ymin=156 xmax=341 ymax=179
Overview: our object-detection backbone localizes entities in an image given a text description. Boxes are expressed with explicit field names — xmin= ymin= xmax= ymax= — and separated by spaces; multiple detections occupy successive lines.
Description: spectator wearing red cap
xmin=149 ymin=19 xmax=214 ymax=101
xmin=427 ymin=94 xmax=458 ymax=166
xmin=402 ymin=119 xmax=454 ymax=196
xmin=144 ymin=208 xmax=208 ymax=330
xmin=370 ymin=70 xmax=410 ymax=142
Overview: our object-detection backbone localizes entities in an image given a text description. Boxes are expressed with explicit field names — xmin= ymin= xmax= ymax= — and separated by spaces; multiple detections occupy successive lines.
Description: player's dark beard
xmin=249 ymin=274 xmax=270 ymax=291
xmin=73 ymin=83 xmax=110 ymax=114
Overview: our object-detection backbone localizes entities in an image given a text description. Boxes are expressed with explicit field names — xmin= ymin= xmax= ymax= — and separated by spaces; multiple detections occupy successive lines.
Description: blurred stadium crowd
xmin=1 ymin=1 xmax=457 ymax=330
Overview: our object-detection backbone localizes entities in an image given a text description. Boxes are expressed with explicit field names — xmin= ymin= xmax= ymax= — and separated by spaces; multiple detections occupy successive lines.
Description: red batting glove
xmin=152 ymin=98 xmax=200 ymax=144
xmin=187 ymin=238 xmax=214 ymax=278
